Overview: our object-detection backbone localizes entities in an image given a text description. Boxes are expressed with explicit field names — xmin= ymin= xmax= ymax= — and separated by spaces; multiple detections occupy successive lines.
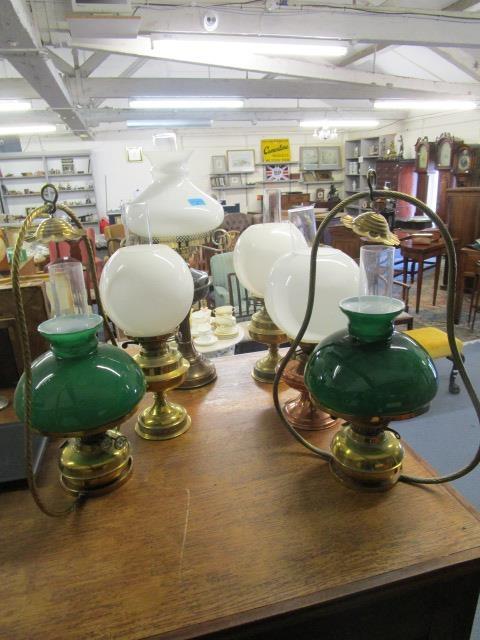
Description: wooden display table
xmin=400 ymin=238 xmax=458 ymax=313
xmin=1 ymin=352 xmax=480 ymax=640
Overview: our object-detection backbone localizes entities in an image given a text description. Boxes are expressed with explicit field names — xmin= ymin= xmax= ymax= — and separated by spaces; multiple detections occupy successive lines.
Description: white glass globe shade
xmin=125 ymin=150 xmax=224 ymax=238
xmin=100 ymin=245 xmax=194 ymax=337
xmin=233 ymin=222 xmax=308 ymax=298
xmin=265 ymin=247 xmax=359 ymax=343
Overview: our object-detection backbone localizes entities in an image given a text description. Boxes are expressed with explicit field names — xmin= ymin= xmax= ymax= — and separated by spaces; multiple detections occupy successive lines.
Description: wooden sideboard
xmin=1 ymin=351 xmax=480 ymax=640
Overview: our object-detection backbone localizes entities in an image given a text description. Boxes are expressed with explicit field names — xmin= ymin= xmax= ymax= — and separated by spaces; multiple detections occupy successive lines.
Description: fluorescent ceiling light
xmin=153 ymin=39 xmax=347 ymax=58
xmin=0 ymin=124 xmax=56 ymax=135
xmin=0 ymin=100 xmax=31 ymax=112
xmin=374 ymin=100 xmax=477 ymax=111
xmin=127 ymin=120 xmax=212 ymax=128
xmin=130 ymin=99 xmax=243 ymax=110
xmin=300 ymin=120 xmax=379 ymax=128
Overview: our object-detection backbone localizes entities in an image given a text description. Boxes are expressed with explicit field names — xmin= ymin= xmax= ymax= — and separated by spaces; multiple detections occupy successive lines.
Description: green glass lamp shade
xmin=305 ymin=297 xmax=438 ymax=423
xmin=14 ymin=314 xmax=146 ymax=436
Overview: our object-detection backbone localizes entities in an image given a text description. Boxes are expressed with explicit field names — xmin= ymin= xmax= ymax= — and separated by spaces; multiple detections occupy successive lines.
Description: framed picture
xmin=229 ymin=174 xmax=242 ymax=187
xmin=126 ymin=147 xmax=143 ymax=163
xmin=318 ymin=146 xmax=341 ymax=170
xmin=211 ymin=155 xmax=227 ymax=174
xmin=315 ymin=188 xmax=325 ymax=201
xmin=265 ymin=165 xmax=290 ymax=182
xmin=227 ymin=149 xmax=255 ymax=173
xmin=299 ymin=147 xmax=319 ymax=170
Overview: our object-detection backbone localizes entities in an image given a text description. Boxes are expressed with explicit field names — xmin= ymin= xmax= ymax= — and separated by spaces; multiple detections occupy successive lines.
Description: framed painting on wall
xmin=227 ymin=149 xmax=255 ymax=173
xmin=299 ymin=147 xmax=319 ymax=170
xmin=211 ymin=155 xmax=227 ymax=174
xmin=318 ymin=147 xmax=341 ymax=170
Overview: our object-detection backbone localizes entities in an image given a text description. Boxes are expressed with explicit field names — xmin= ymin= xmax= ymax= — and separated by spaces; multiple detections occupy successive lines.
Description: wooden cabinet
xmin=446 ymin=187 xmax=480 ymax=248
xmin=329 ymin=223 xmax=361 ymax=261
xmin=375 ymin=159 xmax=417 ymax=220
xmin=281 ymin=192 xmax=311 ymax=209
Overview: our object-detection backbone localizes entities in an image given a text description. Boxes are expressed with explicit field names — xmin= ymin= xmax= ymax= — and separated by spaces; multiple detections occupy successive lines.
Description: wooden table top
xmin=1 ymin=351 xmax=480 ymax=640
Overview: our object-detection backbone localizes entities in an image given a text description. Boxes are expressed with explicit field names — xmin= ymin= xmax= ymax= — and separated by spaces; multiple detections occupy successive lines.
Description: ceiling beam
xmin=431 ymin=48 xmax=480 ymax=82
xmin=47 ymin=50 xmax=74 ymax=76
xmin=72 ymin=38 xmax=480 ymax=97
xmin=0 ymin=0 xmax=91 ymax=138
xmin=75 ymin=77 xmax=471 ymax=101
xmin=119 ymin=58 xmax=146 ymax=78
xmin=84 ymin=108 xmax=403 ymax=127
xmin=445 ymin=0 xmax=479 ymax=9
xmin=79 ymin=51 xmax=110 ymax=78
xmin=127 ymin=6 xmax=480 ymax=48
xmin=337 ymin=45 xmax=389 ymax=68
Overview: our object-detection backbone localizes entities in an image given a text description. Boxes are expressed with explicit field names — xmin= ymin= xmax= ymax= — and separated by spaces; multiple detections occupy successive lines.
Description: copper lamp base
xmin=249 ymin=305 xmax=287 ymax=384
xmin=133 ymin=334 xmax=191 ymax=441
xmin=282 ymin=348 xmax=339 ymax=431
xmin=59 ymin=429 xmax=132 ymax=497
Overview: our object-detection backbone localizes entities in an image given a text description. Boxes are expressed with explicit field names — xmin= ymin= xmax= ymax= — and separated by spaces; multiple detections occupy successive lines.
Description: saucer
xmin=194 ymin=334 xmax=218 ymax=346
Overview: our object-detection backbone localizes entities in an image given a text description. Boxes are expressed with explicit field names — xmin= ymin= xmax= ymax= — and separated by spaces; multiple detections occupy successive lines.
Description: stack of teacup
xmin=191 ymin=308 xmax=217 ymax=346
xmin=212 ymin=306 xmax=238 ymax=339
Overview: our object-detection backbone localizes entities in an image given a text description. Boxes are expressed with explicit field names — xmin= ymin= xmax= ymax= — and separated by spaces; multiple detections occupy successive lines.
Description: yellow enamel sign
xmin=261 ymin=139 xmax=291 ymax=163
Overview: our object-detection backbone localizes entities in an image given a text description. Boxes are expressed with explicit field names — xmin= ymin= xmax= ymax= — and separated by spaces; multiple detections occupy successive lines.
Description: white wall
xmin=14 ymin=128 xmax=346 ymax=217
xmin=10 ymin=110 xmax=480 ymax=219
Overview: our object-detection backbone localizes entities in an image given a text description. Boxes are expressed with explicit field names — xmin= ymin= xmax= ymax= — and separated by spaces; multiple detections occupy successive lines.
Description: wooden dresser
xmin=446 ymin=187 xmax=480 ymax=249
xmin=1 ymin=351 xmax=480 ymax=640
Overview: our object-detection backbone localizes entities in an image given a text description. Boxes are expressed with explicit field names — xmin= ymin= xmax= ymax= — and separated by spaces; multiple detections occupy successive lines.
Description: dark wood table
xmin=1 ymin=352 xmax=480 ymax=640
xmin=400 ymin=238 xmax=458 ymax=313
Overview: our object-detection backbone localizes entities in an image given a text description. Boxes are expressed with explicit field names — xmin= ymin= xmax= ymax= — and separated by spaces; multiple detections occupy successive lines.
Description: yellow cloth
xmin=404 ymin=327 xmax=464 ymax=359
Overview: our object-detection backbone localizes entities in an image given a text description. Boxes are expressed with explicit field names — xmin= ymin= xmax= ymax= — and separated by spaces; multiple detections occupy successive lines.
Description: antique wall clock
xmin=453 ymin=144 xmax=478 ymax=187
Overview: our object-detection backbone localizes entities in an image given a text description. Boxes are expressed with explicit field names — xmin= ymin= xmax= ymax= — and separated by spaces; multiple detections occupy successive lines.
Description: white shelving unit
xmin=0 ymin=151 xmax=98 ymax=227
xmin=344 ymin=137 xmax=380 ymax=212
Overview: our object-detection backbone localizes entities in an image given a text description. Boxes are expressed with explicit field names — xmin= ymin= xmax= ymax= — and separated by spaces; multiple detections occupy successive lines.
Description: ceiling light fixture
xmin=153 ymin=39 xmax=347 ymax=58
xmin=300 ymin=120 xmax=379 ymax=129
xmin=127 ymin=120 xmax=213 ymax=128
xmin=374 ymin=100 xmax=477 ymax=111
xmin=0 ymin=124 xmax=56 ymax=135
xmin=129 ymin=99 xmax=243 ymax=110
xmin=0 ymin=100 xmax=31 ymax=112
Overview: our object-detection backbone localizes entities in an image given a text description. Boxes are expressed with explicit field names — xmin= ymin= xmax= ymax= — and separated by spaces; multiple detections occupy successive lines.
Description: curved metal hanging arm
xmin=273 ymin=189 xmax=480 ymax=485
xmin=12 ymin=205 xmax=82 ymax=516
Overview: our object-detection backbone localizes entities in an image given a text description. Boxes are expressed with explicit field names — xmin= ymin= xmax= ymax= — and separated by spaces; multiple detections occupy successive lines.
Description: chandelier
xmin=313 ymin=126 xmax=338 ymax=140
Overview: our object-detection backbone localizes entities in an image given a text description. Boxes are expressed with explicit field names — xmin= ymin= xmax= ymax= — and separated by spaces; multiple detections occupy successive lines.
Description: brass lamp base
xmin=282 ymin=348 xmax=339 ymax=431
xmin=330 ymin=422 xmax=404 ymax=491
xmin=136 ymin=398 xmax=191 ymax=440
xmin=59 ymin=429 xmax=132 ymax=497
xmin=177 ymin=315 xmax=217 ymax=389
xmin=133 ymin=334 xmax=191 ymax=441
xmin=249 ymin=305 xmax=287 ymax=384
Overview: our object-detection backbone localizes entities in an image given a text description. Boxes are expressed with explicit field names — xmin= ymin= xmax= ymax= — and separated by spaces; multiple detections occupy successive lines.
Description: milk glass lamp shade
xmin=100 ymin=244 xmax=194 ymax=337
xmin=14 ymin=314 xmax=146 ymax=436
xmin=265 ymin=247 xmax=359 ymax=343
xmin=233 ymin=222 xmax=308 ymax=298
xmin=125 ymin=149 xmax=224 ymax=239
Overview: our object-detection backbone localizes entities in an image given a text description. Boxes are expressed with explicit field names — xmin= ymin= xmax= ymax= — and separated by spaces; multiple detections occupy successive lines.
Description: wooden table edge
xmin=144 ymin=549 xmax=480 ymax=640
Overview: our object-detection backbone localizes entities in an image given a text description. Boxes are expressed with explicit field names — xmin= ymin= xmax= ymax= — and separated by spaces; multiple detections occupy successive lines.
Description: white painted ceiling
xmin=0 ymin=0 xmax=478 ymax=138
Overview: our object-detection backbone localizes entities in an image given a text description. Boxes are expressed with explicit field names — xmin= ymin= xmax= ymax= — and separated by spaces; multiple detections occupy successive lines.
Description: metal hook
xmin=40 ymin=183 xmax=59 ymax=215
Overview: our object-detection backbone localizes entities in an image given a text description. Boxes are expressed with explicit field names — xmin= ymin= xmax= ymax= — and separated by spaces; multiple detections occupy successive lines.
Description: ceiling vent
xmin=71 ymin=0 xmax=132 ymax=14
